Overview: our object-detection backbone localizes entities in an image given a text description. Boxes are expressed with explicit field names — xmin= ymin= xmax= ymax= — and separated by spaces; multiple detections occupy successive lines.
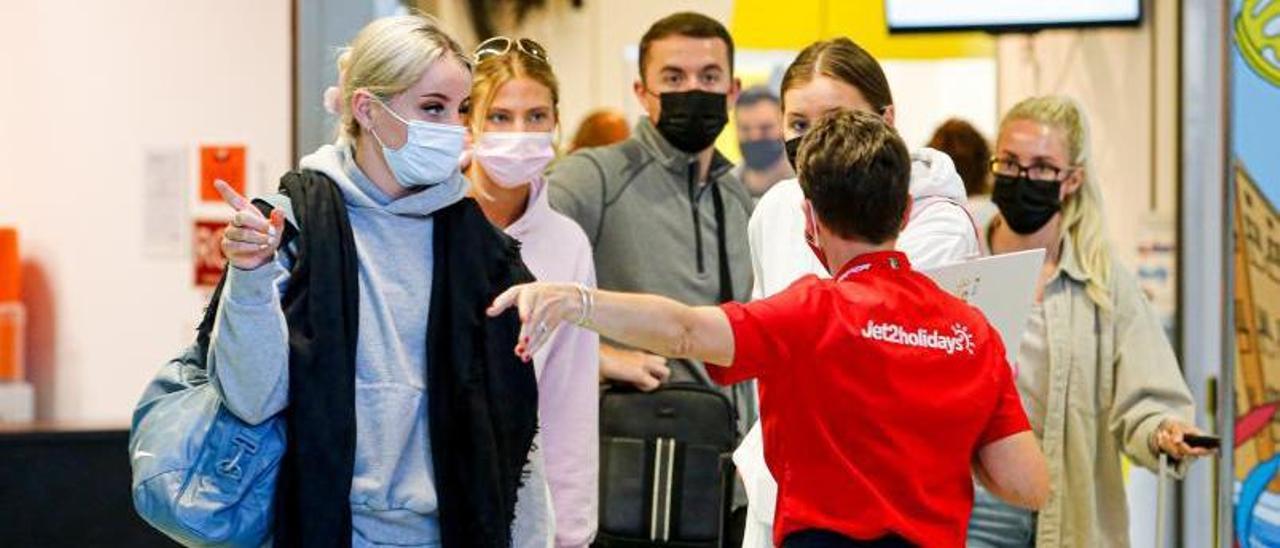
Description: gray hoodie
xmin=206 ymin=143 xmax=470 ymax=547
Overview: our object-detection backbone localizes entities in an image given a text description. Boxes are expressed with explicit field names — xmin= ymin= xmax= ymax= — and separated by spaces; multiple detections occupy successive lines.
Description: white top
xmin=736 ymin=147 xmax=981 ymax=548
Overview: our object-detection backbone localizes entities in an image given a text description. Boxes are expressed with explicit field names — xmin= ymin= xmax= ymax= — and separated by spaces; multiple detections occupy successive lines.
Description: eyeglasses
xmin=989 ymin=157 xmax=1075 ymax=181
xmin=473 ymin=36 xmax=549 ymax=64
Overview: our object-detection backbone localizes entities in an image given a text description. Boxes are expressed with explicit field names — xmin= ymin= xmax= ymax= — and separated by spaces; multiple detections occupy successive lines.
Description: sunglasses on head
xmin=473 ymin=36 xmax=549 ymax=64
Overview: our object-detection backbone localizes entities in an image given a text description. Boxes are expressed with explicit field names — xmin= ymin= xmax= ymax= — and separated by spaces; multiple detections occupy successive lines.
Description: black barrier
xmin=0 ymin=427 xmax=176 ymax=547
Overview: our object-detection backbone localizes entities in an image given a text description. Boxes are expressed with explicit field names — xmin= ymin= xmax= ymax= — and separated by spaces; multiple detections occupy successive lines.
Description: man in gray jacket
xmin=548 ymin=12 xmax=754 ymax=426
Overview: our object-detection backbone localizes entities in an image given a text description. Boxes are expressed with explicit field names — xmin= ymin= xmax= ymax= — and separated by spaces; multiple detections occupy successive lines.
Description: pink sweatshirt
xmin=505 ymin=177 xmax=600 ymax=547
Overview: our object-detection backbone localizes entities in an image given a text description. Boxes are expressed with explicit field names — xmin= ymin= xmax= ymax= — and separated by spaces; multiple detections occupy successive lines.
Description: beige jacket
xmin=1032 ymin=236 xmax=1196 ymax=547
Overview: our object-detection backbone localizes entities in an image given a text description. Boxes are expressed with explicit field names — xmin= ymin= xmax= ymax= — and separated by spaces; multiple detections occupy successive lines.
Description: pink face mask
xmin=472 ymin=131 xmax=556 ymax=188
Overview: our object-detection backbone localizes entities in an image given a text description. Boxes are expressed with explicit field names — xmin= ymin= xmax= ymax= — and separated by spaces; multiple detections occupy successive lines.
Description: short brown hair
xmin=638 ymin=12 xmax=734 ymax=82
xmin=781 ymin=38 xmax=892 ymax=114
xmin=928 ymin=118 xmax=990 ymax=196
xmin=797 ymin=109 xmax=911 ymax=244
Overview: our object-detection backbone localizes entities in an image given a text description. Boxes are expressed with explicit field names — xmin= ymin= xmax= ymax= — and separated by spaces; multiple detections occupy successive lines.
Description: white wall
xmin=0 ymin=1 xmax=291 ymax=422
xmin=884 ymin=58 xmax=998 ymax=149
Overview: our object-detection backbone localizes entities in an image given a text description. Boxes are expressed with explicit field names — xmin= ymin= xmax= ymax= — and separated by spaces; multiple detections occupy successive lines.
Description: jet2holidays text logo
xmin=860 ymin=320 xmax=976 ymax=356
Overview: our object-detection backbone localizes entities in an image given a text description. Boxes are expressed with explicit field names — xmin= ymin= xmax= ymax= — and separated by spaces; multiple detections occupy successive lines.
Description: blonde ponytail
xmin=1001 ymin=95 xmax=1112 ymax=309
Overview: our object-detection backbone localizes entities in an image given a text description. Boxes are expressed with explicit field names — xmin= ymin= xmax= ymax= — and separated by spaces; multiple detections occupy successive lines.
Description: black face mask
xmin=784 ymin=136 xmax=802 ymax=171
xmin=655 ymin=90 xmax=729 ymax=153
xmin=991 ymin=174 xmax=1063 ymax=235
xmin=739 ymin=138 xmax=785 ymax=170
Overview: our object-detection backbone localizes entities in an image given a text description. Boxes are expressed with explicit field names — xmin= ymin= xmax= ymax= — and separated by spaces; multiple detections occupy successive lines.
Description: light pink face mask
xmin=473 ymin=131 xmax=556 ymax=188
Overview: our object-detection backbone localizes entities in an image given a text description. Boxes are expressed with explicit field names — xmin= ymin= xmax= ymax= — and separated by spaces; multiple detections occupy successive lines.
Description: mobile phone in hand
xmin=1184 ymin=434 xmax=1221 ymax=450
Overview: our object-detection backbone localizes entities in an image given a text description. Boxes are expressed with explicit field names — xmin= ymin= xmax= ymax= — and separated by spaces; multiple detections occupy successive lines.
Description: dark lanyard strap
xmin=710 ymin=181 xmax=745 ymax=431
xmin=710 ymin=182 xmax=733 ymax=304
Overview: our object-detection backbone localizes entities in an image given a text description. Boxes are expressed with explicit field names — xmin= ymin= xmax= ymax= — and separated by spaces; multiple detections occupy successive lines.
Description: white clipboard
xmin=918 ymin=248 xmax=1045 ymax=366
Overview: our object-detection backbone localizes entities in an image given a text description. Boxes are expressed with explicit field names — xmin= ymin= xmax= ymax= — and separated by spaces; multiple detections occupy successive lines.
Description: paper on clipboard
xmin=919 ymin=248 xmax=1045 ymax=366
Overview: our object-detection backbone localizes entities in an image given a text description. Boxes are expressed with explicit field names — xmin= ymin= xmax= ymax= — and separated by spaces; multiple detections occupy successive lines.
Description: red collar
xmin=833 ymin=250 xmax=910 ymax=282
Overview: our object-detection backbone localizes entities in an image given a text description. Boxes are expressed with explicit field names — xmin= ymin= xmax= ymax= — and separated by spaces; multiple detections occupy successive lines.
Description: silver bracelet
xmin=573 ymin=283 xmax=594 ymax=327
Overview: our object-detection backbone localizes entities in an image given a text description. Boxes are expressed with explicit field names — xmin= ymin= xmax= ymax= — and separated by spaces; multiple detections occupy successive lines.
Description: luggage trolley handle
xmin=1154 ymin=435 xmax=1221 ymax=548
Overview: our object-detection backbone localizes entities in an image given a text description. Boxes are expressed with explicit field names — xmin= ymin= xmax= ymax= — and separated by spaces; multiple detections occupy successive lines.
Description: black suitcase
xmin=596 ymin=382 xmax=739 ymax=547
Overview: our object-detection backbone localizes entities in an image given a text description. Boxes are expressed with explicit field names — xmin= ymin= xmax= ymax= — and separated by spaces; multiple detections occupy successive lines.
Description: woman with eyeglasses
xmin=201 ymin=15 xmax=540 ymax=546
xmin=967 ymin=95 xmax=1213 ymax=548
xmin=466 ymin=36 xmax=600 ymax=548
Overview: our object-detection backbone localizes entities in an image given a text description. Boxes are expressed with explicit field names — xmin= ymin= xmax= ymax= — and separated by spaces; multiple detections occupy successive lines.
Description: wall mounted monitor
xmin=885 ymin=0 xmax=1143 ymax=33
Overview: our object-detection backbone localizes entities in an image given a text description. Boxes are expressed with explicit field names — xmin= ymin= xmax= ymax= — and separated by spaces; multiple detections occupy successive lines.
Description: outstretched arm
xmin=487 ymin=283 xmax=735 ymax=366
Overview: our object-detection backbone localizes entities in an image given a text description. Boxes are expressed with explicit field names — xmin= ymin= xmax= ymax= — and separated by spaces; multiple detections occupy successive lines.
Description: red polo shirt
xmin=707 ymin=250 xmax=1029 ymax=547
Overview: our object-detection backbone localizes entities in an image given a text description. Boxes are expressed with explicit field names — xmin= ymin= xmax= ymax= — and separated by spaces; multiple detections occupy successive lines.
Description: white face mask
xmin=472 ymin=131 xmax=556 ymax=188
xmin=368 ymin=97 xmax=465 ymax=188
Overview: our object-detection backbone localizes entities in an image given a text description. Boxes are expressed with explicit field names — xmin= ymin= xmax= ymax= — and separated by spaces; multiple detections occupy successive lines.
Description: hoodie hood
xmin=908 ymin=147 xmax=968 ymax=204
xmin=298 ymin=142 xmax=468 ymax=218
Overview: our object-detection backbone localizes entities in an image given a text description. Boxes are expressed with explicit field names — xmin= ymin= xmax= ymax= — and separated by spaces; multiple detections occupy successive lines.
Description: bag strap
xmin=914 ymin=195 xmax=986 ymax=257
xmin=710 ymin=182 xmax=733 ymax=304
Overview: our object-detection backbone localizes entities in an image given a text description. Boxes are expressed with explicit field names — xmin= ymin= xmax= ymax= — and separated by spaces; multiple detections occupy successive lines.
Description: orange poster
xmin=199 ymin=145 xmax=246 ymax=203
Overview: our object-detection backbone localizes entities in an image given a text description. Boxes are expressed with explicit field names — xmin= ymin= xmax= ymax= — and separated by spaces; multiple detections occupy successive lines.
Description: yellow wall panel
xmin=730 ymin=0 xmax=825 ymax=50
xmin=731 ymin=0 xmax=994 ymax=59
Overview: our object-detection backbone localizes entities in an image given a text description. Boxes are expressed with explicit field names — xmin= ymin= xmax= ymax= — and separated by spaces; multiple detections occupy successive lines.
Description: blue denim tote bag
xmin=129 ymin=343 xmax=284 ymax=547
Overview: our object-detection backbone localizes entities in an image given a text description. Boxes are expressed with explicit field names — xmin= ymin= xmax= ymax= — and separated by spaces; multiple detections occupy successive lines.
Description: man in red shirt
xmin=490 ymin=109 xmax=1048 ymax=547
